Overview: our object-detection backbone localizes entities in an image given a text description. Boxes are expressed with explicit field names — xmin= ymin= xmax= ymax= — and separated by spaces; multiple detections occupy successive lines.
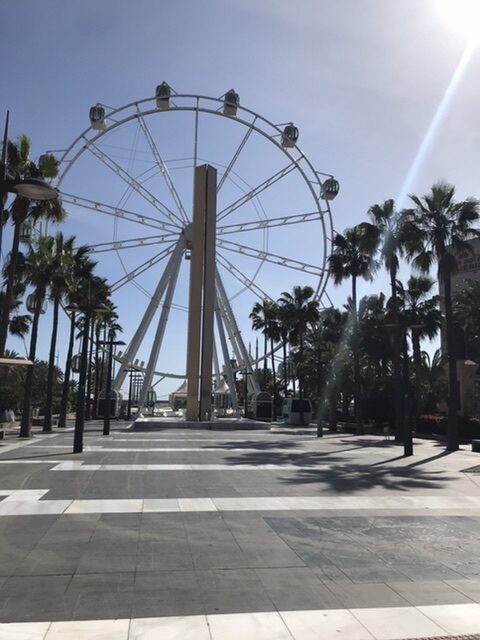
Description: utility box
xmin=97 ymin=389 xmax=122 ymax=419
xmin=282 ymin=398 xmax=313 ymax=425
xmin=251 ymin=391 xmax=272 ymax=422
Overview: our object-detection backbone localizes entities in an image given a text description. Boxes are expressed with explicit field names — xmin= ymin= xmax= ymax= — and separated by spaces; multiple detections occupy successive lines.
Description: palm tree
xmin=0 ymin=137 xmax=64 ymax=356
xmin=43 ymin=234 xmax=80 ymax=432
xmin=276 ymin=302 xmax=292 ymax=397
xmin=18 ymin=236 xmax=58 ymax=437
xmin=403 ymin=182 xmax=480 ymax=451
xmin=249 ymin=299 xmax=276 ymax=390
xmin=277 ymin=286 xmax=319 ymax=425
xmin=398 ymin=276 xmax=441 ymax=415
xmin=367 ymin=200 xmax=408 ymax=439
xmin=57 ymin=254 xmax=100 ymax=429
xmin=328 ymin=225 xmax=378 ymax=434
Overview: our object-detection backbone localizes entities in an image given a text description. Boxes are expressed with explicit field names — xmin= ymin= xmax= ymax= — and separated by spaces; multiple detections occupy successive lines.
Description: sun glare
xmin=436 ymin=0 xmax=480 ymax=39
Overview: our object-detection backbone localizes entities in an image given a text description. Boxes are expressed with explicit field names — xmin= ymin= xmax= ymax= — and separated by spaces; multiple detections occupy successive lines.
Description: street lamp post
xmin=386 ymin=320 xmax=416 ymax=457
xmin=99 ymin=336 xmax=125 ymax=436
xmin=243 ymin=369 xmax=252 ymax=418
xmin=67 ymin=302 xmax=109 ymax=453
xmin=126 ymin=367 xmax=135 ymax=420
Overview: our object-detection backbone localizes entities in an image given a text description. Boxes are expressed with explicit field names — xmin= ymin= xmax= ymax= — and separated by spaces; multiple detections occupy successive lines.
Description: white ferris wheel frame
xmin=53 ymin=91 xmax=335 ymax=400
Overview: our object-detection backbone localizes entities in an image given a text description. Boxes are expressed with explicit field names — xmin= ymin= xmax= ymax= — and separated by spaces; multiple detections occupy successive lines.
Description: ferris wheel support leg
xmin=112 ymin=239 xmax=184 ymax=392
xmin=137 ymin=248 xmax=183 ymax=410
xmin=215 ymin=270 xmax=260 ymax=396
xmin=186 ymin=165 xmax=217 ymax=422
xmin=214 ymin=296 xmax=238 ymax=411
xmin=212 ymin=340 xmax=222 ymax=389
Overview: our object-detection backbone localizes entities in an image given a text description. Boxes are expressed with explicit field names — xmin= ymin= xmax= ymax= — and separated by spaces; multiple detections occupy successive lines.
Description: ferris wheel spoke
xmin=111 ymin=243 xmax=177 ymax=291
xmin=217 ymin=239 xmax=326 ymax=276
xmin=217 ymin=161 xmax=297 ymax=222
xmin=217 ymin=124 xmax=255 ymax=194
xmin=216 ymin=253 xmax=273 ymax=301
xmin=136 ymin=109 xmax=189 ymax=224
xmin=88 ymin=233 xmax=178 ymax=254
xmin=217 ymin=211 xmax=323 ymax=236
xmin=60 ymin=193 xmax=177 ymax=232
xmin=83 ymin=138 xmax=184 ymax=227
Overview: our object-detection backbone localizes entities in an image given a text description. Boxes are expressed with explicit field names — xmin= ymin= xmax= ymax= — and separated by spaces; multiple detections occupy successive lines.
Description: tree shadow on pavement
xmin=217 ymin=448 xmax=453 ymax=493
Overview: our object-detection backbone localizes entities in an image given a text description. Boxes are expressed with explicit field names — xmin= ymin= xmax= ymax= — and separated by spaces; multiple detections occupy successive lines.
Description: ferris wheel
xmin=54 ymin=84 xmax=339 ymax=408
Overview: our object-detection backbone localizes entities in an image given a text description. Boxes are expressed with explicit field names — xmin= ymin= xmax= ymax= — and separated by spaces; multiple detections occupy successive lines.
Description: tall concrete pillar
xmin=186 ymin=165 xmax=217 ymax=421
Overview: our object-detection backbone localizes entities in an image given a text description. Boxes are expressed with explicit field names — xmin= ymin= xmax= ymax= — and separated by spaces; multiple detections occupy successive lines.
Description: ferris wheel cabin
xmin=281 ymin=124 xmax=299 ymax=148
xmin=155 ymin=82 xmax=171 ymax=109
xmin=89 ymin=105 xmax=106 ymax=131
xmin=321 ymin=177 xmax=340 ymax=200
xmin=223 ymin=89 xmax=239 ymax=116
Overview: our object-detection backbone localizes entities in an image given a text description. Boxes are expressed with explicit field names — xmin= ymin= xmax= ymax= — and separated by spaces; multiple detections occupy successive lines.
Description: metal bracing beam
xmin=59 ymin=193 xmax=177 ymax=232
xmin=216 ymin=254 xmax=273 ymax=301
xmin=112 ymin=239 xmax=184 ymax=391
xmin=89 ymin=233 xmax=178 ymax=254
xmin=136 ymin=109 xmax=189 ymax=223
xmin=137 ymin=245 xmax=182 ymax=409
xmin=111 ymin=244 xmax=176 ymax=291
xmin=212 ymin=340 xmax=221 ymax=388
xmin=84 ymin=138 xmax=183 ymax=227
xmin=216 ymin=270 xmax=260 ymax=395
xmin=217 ymin=162 xmax=296 ymax=222
xmin=214 ymin=294 xmax=238 ymax=410
xmin=217 ymin=211 xmax=322 ymax=236
xmin=217 ymin=238 xmax=326 ymax=276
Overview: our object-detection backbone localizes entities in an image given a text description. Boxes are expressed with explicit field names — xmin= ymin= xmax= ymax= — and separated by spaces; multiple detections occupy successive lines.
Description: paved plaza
xmin=2 ymin=423 xmax=480 ymax=638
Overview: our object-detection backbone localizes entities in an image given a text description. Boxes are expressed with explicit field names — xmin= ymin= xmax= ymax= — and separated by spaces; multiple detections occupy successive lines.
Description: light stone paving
xmin=3 ymin=604 xmax=480 ymax=639
xmin=3 ymin=489 xmax=480 ymax=516
xmin=3 ymin=427 xmax=480 ymax=635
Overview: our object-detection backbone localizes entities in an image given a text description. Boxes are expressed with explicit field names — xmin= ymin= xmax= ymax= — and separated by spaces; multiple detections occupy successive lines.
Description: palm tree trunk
xmin=290 ymin=346 xmax=296 ymax=395
xmin=263 ymin=333 xmax=267 ymax=389
xmin=58 ymin=312 xmax=76 ymax=428
xmin=43 ymin=295 xmax=60 ymax=432
xmin=93 ymin=327 xmax=101 ymax=419
xmin=0 ymin=218 xmax=22 ymax=356
xmin=444 ymin=270 xmax=459 ymax=451
xmin=299 ymin=330 xmax=305 ymax=425
xmin=85 ymin=320 xmax=95 ymax=420
xmin=19 ymin=295 xmax=43 ymax=438
xmin=352 ymin=275 xmax=363 ymax=434
xmin=412 ymin=328 xmax=422 ymax=416
xmin=282 ymin=335 xmax=288 ymax=397
xmin=316 ymin=345 xmax=323 ymax=437
xmin=270 ymin=336 xmax=277 ymax=421
xmin=389 ymin=266 xmax=403 ymax=442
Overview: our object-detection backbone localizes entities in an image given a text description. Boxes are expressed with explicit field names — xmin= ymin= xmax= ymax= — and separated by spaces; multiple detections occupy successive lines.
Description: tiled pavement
xmin=2 ymin=422 xmax=480 ymax=638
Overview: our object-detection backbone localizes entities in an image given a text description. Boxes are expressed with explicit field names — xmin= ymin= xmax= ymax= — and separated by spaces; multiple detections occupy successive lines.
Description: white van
xmin=282 ymin=398 xmax=313 ymax=425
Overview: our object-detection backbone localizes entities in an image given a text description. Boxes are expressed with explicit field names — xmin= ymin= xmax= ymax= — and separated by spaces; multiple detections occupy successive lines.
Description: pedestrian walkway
xmin=2 ymin=422 xmax=480 ymax=638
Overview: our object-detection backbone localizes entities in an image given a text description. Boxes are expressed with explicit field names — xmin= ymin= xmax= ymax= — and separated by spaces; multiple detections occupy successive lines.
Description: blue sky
xmin=2 ymin=0 xmax=480 ymax=397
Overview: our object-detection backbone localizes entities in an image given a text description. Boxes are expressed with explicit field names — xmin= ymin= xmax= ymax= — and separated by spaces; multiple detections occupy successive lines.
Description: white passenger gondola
xmin=155 ymin=82 xmax=171 ymax=109
xmin=321 ymin=177 xmax=340 ymax=201
xmin=89 ymin=105 xmax=106 ymax=131
xmin=223 ymin=89 xmax=239 ymax=116
xmin=281 ymin=124 xmax=299 ymax=148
